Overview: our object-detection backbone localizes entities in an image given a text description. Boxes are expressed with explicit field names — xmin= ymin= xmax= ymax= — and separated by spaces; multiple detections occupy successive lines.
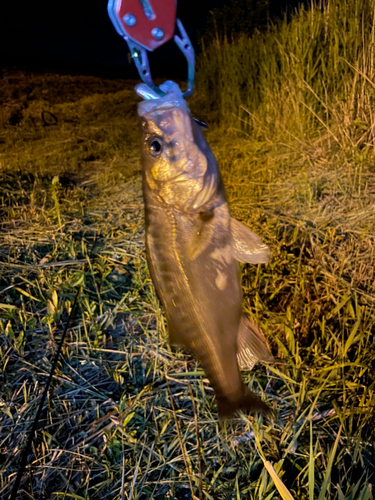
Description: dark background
xmin=0 ymin=0 xmax=305 ymax=77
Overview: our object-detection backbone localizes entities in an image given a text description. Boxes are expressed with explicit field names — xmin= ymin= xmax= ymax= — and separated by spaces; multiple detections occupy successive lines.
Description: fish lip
xmin=140 ymin=102 xmax=180 ymax=115
xmin=137 ymin=81 xmax=189 ymax=117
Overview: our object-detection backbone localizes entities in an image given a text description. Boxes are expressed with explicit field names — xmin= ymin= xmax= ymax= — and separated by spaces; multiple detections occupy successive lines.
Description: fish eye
xmin=147 ymin=137 xmax=163 ymax=157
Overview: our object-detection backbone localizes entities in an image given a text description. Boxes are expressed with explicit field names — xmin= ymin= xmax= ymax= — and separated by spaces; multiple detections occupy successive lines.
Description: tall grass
xmin=197 ymin=0 xmax=375 ymax=149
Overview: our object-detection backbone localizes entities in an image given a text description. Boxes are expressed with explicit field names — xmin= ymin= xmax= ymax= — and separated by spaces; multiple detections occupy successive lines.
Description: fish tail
xmin=217 ymin=387 xmax=270 ymax=419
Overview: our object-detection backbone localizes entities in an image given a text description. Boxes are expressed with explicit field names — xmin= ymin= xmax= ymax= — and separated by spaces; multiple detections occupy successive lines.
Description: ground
xmin=0 ymin=68 xmax=374 ymax=499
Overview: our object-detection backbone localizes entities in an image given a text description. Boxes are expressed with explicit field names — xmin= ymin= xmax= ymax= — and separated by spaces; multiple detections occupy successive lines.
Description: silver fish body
xmin=137 ymin=81 xmax=273 ymax=417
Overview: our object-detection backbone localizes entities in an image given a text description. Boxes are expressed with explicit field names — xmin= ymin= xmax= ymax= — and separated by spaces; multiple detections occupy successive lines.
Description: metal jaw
xmin=126 ymin=19 xmax=194 ymax=99
xmin=108 ymin=0 xmax=195 ymax=98
xmin=174 ymin=19 xmax=195 ymax=98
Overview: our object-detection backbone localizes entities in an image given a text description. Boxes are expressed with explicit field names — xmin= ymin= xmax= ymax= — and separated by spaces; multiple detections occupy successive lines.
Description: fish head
xmin=137 ymin=81 xmax=220 ymax=212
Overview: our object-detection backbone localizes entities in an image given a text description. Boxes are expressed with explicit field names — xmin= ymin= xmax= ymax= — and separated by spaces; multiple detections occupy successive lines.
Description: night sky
xmin=0 ymin=0 xmax=305 ymax=77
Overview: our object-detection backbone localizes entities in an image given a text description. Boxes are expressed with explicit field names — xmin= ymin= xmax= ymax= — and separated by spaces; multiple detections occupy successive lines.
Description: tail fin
xmin=237 ymin=316 xmax=274 ymax=371
xmin=217 ymin=386 xmax=270 ymax=419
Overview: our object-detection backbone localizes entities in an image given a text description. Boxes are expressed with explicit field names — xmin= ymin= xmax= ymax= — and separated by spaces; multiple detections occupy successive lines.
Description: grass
xmin=1 ymin=0 xmax=375 ymax=497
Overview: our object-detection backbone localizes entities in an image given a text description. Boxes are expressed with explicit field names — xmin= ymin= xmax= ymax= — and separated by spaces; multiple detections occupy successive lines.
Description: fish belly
xmin=145 ymin=199 xmax=245 ymax=403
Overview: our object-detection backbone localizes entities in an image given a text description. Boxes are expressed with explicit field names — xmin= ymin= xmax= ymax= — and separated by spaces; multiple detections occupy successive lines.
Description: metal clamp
xmin=107 ymin=0 xmax=195 ymax=98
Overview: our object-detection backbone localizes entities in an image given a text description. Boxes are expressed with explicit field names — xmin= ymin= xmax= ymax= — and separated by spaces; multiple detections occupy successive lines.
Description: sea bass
xmin=137 ymin=81 xmax=274 ymax=417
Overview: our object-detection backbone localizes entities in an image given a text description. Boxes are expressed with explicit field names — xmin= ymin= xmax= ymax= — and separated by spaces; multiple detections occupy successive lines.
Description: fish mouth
xmin=142 ymin=102 xmax=180 ymax=115
xmin=137 ymin=81 xmax=189 ymax=117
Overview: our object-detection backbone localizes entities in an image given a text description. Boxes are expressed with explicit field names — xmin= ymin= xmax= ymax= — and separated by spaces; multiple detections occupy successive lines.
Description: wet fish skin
xmin=137 ymin=81 xmax=273 ymax=417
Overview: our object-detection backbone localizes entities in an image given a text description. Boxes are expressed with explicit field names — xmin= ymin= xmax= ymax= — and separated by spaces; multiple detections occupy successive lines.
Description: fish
xmin=137 ymin=81 xmax=274 ymax=418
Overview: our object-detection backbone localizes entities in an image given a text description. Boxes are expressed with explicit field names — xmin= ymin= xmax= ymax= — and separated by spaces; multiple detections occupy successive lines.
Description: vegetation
xmin=1 ymin=0 xmax=375 ymax=498
xmin=203 ymin=0 xmax=270 ymax=40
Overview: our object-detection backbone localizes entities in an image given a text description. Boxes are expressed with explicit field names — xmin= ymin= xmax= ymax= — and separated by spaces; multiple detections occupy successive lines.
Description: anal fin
xmin=237 ymin=316 xmax=274 ymax=371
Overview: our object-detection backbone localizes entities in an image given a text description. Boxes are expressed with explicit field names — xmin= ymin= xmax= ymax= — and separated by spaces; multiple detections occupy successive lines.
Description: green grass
xmin=1 ymin=0 xmax=375 ymax=497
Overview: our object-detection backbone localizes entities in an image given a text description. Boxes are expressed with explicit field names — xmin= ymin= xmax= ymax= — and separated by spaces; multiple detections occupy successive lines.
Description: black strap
xmin=9 ymin=287 xmax=81 ymax=499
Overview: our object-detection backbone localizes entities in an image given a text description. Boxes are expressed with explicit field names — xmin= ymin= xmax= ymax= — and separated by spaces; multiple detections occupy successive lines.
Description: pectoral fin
xmin=231 ymin=218 xmax=270 ymax=264
xmin=237 ymin=316 xmax=274 ymax=371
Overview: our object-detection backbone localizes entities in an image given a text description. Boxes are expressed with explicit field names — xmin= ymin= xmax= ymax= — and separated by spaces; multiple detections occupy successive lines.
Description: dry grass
xmin=1 ymin=2 xmax=375 ymax=497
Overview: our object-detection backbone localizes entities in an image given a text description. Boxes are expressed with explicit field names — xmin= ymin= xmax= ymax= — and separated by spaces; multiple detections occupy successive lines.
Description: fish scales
xmin=138 ymin=81 xmax=274 ymax=417
xmin=145 ymin=198 xmax=244 ymax=402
